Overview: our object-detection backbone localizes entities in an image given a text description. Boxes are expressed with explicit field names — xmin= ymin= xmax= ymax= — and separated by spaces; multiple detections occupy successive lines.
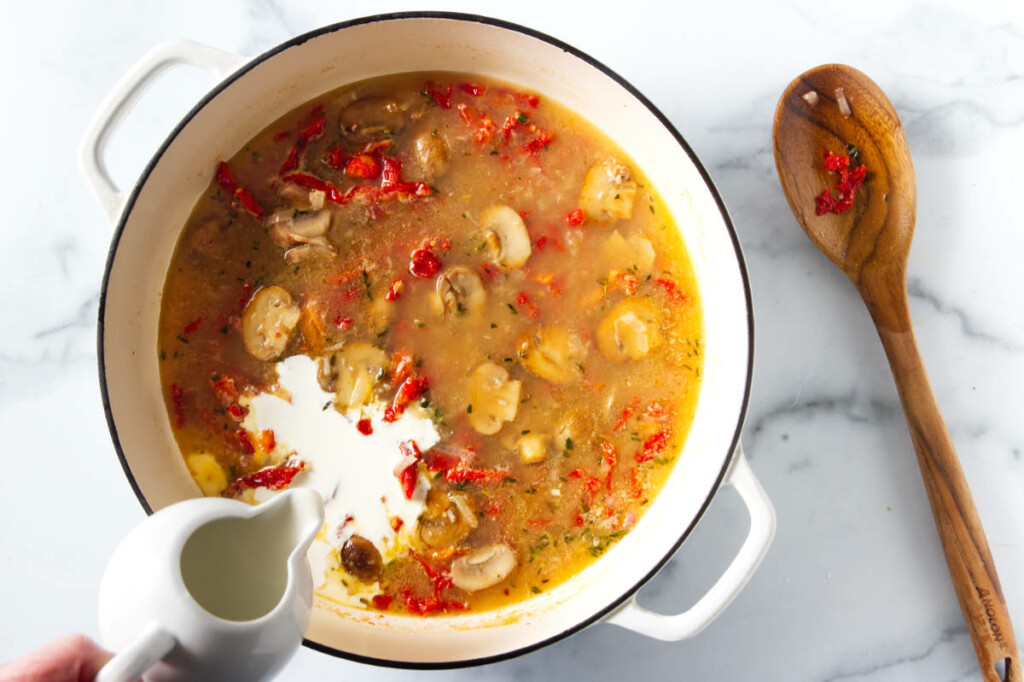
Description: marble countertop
xmin=2 ymin=0 xmax=1022 ymax=679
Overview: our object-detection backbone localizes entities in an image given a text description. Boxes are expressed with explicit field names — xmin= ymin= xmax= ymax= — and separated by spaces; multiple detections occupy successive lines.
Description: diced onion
xmin=835 ymin=87 xmax=851 ymax=117
xmin=451 ymin=493 xmax=478 ymax=529
xmin=802 ymin=90 xmax=819 ymax=106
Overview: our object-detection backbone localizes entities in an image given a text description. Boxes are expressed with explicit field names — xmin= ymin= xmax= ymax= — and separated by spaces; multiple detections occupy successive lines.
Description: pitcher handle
xmin=77 ymin=39 xmax=246 ymax=223
xmin=604 ymin=444 xmax=775 ymax=640
xmin=95 ymin=623 xmax=176 ymax=682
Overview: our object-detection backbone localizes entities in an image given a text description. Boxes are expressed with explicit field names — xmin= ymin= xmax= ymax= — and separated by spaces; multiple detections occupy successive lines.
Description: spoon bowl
xmin=773 ymin=63 xmax=1020 ymax=682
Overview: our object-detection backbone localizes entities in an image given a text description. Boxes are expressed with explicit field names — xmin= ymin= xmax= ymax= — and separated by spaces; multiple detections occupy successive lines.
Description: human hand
xmin=0 ymin=635 xmax=113 ymax=682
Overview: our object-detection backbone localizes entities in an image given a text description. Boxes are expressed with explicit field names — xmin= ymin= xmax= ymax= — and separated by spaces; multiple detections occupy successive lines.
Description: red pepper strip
xmin=278 ymin=110 xmax=325 ymax=174
xmin=601 ymin=441 xmax=618 ymax=490
xmin=421 ymin=448 xmax=460 ymax=473
xmin=398 ymin=465 xmax=417 ymax=500
xmin=630 ymin=467 xmax=644 ymax=499
xmin=259 ymin=430 xmax=276 ymax=452
xmin=371 ymin=594 xmax=394 ymax=610
xmin=425 ymin=82 xmax=453 ymax=109
xmin=501 ymin=114 xmax=521 ymax=141
xmin=566 ymin=208 xmax=584 ymax=227
xmin=391 ymin=352 xmax=415 ymax=385
xmin=535 ymin=235 xmax=548 ymax=251
xmin=518 ymin=92 xmax=540 ymax=108
xmin=516 ymin=292 xmax=539 ymax=318
xmin=479 ymin=263 xmax=500 ymax=282
xmin=228 ymin=461 xmax=306 ymax=493
xmin=335 ymin=316 xmax=353 ymax=330
xmin=400 ymin=590 xmax=467 ymax=615
xmin=397 ymin=440 xmax=422 ymax=500
xmin=281 ymin=172 xmax=348 ymax=205
xmin=227 ymin=404 xmax=248 ymax=419
xmin=444 ymin=467 xmax=509 ymax=484
xmin=345 ymin=154 xmax=382 ymax=179
xmin=383 ymin=377 xmax=429 ymax=423
xmin=210 ymin=374 xmax=239 ymax=406
xmin=409 ymin=248 xmax=441 ymax=278
xmin=456 ymin=104 xmax=497 ymax=144
xmin=527 ymin=517 xmax=552 ymax=529
xmin=614 ymin=397 xmax=640 ymax=432
xmin=356 ymin=418 xmax=373 ymax=436
xmin=182 ymin=317 xmax=203 ymax=335
xmin=325 ymin=143 xmax=348 ymax=170
xmin=459 ymin=83 xmax=485 ymax=96
xmin=636 ymin=429 xmax=671 ymax=463
xmin=385 ymin=279 xmax=404 ymax=302
xmin=278 ymin=147 xmax=301 ymax=175
xmin=215 ymin=162 xmax=264 ymax=220
xmin=524 ymin=130 xmax=553 ymax=155
xmin=654 ymin=278 xmax=689 ymax=303
xmin=169 ymin=384 xmax=186 ymax=428
xmin=237 ymin=429 xmax=256 ymax=455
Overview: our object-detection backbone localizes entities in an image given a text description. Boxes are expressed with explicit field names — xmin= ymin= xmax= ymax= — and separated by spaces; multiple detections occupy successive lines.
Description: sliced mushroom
xmin=579 ymin=158 xmax=637 ymax=222
xmin=339 ymin=97 xmax=406 ymax=141
xmin=597 ymin=298 xmax=663 ymax=361
xmin=431 ymin=266 xmax=486 ymax=318
xmin=468 ymin=363 xmax=521 ymax=435
xmin=480 ymin=204 xmax=531 ymax=269
xmin=279 ymin=183 xmax=326 ymax=211
xmin=517 ymin=326 xmax=586 ymax=384
xmin=517 ymin=433 xmax=549 ymax=464
xmin=414 ymin=131 xmax=450 ymax=179
xmin=340 ymin=535 xmax=383 ymax=581
xmin=601 ymin=230 xmax=655 ymax=277
xmin=284 ymin=243 xmax=334 ymax=264
xmin=241 ymin=286 xmax=301 ymax=360
xmin=266 ymin=209 xmax=332 ymax=250
xmin=553 ymin=410 xmax=595 ymax=451
xmin=450 ymin=544 xmax=516 ymax=592
xmin=318 ymin=343 xmax=390 ymax=409
xmin=418 ymin=489 xmax=477 ymax=549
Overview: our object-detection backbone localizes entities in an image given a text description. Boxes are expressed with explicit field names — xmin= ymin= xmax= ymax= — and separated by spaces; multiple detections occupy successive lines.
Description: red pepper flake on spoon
xmin=814 ymin=146 xmax=867 ymax=215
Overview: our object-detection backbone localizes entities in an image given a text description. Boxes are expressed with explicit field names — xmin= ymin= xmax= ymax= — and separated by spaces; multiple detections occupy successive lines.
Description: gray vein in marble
xmin=817 ymin=626 xmax=974 ymax=682
xmin=32 ymin=292 xmax=99 ymax=340
xmin=744 ymin=390 xmax=902 ymax=458
xmin=907 ymin=277 xmax=1023 ymax=352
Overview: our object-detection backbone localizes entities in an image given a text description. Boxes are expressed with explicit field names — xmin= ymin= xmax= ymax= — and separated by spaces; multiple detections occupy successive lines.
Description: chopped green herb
xmin=466 ymin=404 xmax=473 ymax=414
xmin=362 ymin=270 xmax=372 ymax=300
xmin=507 ymin=303 xmax=518 ymax=315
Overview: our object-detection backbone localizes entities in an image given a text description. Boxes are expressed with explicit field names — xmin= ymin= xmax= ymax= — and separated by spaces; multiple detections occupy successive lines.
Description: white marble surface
xmin=2 ymin=0 xmax=1022 ymax=679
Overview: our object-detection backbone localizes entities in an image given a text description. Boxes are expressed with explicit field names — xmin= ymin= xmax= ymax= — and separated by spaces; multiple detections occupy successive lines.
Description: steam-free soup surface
xmin=159 ymin=72 xmax=702 ymax=616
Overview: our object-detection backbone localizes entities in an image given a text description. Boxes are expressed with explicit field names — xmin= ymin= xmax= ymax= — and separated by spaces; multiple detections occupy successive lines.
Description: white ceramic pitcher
xmin=95 ymin=488 xmax=324 ymax=682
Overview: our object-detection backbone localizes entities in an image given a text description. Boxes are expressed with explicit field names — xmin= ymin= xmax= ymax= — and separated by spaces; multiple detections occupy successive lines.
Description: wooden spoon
xmin=773 ymin=64 xmax=1021 ymax=682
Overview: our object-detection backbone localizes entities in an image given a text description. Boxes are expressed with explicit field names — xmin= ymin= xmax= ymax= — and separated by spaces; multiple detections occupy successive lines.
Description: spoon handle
xmin=873 ymin=294 xmax=1021 ymax=682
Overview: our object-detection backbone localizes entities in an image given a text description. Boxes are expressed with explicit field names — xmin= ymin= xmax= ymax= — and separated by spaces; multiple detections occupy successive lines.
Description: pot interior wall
xmin=101 ymin=15 xmax=750 ymax=664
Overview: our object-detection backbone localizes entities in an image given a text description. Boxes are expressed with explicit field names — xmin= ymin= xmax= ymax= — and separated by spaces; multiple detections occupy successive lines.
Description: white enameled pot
xmin=80 ymin=12 xmax=775 ymax=668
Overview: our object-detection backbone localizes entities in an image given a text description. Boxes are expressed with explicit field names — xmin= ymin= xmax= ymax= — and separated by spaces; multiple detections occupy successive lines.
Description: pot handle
xmin=604 ymin=444 xmax=775 ymax=640
xmin=77 ymin=40 xmax=247 ymax=223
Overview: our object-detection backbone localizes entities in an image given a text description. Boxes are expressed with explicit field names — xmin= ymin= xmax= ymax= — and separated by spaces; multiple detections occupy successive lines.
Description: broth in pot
xmin=158 ymin=72 xmax=703 ymax=616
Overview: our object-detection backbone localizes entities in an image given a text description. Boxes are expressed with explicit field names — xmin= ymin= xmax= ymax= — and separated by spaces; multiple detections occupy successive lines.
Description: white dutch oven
xmin=80 ymin=12 xmax=775 ymax=668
